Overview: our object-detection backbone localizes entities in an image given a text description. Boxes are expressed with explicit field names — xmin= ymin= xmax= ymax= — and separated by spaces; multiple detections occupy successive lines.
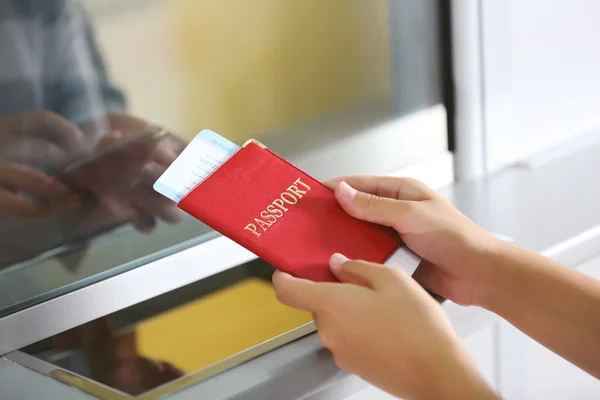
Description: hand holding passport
xmin=154 ymin=136 xmax=499 ymax=398
xmin=154 ymin=130 xmax=422 ymax=282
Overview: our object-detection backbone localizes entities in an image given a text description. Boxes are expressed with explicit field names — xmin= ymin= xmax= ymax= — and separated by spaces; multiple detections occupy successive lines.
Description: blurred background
xmin=82 ymin=0 xmax=412 ymax=142
xmin=86 ymin=0 xmax=395 ymax=142
xmin=78 ymin=0 xmax=448 ymax=163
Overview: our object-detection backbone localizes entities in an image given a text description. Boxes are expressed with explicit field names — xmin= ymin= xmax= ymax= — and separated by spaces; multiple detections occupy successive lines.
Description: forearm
xmin=478 ymin=242 xmax=600 ymax=378
xmin=410 ymin=341 xmax=499 ymax=400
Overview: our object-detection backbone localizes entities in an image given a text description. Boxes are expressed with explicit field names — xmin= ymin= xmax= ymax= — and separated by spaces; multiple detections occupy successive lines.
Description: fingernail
xmin=330 ymin=253 xmax=349 ymax=272
xmin=339 ymin=181 xmax=358 ymax=201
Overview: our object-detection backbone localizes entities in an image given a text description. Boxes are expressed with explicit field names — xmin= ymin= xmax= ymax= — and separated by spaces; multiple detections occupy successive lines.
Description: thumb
xmin=95 ymin=130 xmax=124 ymax=151
xmin=272 ymin=271 xmax=340 ymax=312
xmin=329 ymin=253 xmax=399 ymax=290
xmin=335 ymin=181 xmax=412 ymax=228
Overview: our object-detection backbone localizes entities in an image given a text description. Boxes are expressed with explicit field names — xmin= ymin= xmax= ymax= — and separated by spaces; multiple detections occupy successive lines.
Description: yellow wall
xmin=171 ymin=0 xmax=392 ymax=142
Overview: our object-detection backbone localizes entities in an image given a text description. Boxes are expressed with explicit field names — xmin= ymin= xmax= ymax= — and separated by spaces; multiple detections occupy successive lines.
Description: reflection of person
xmin=0 ymin=1 xmax=181 ymax=265
xmin=274 ymin=176 xmax=600 ymax=400
xmin=54 ymin=318 xmax=184 ymax=396
xmin=0 ymin=112 xmax=87 ymax=217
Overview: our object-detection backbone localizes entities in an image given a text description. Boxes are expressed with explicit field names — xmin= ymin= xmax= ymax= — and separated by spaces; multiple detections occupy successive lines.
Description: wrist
xmin=471 ymin=237 xmax=523 ymax=311
xmin=412 ymin=339 xmax=498 ymax=400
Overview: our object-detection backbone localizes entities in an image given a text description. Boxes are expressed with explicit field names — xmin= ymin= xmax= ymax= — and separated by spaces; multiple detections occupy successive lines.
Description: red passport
xmin=178 ymin=140 xmax=401 ymax=282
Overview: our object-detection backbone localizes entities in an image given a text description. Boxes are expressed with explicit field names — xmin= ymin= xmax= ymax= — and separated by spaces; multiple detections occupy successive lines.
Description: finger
xmin=130 ymin=186 xmax=182 ymax=223
xmin=108 ymin=200 xmax=156 ymax=233
xmin=95 ymin=130 xmax=124 ymax=150
xmin=0 ymin=187 xmax=51 ymax=218
xmin=21 ymin=111 xmax=89 ymax=153
xmin=329 ymin=253 xmax=399 ymax=290
xmin=133 ymin=163 xmax=182 ymax=222
xmin=105 ymin=113 xmax=150 ymax=134
xmin=128 ymin=205 xmax=157 ymax=233
xmin=149 ymin=143 xmax=179 ymax=167
xmin=2 ymin=138 xmax=77 ymax=167
xmin=140 ymin=162 xmax=166 ymax=185
xmin=98 ymin=136 xmax=158 ymax=175
xmin=96 ymin=131 xmax=155 ymax=163
xmin=0 ymin=162 xmax=76 ymax=202
xmin=99 ymin=197 xmax=155 ymax=232
xmin=272 ymin=271 xmax=344 ymax=312
xmin=100 ymin=197 xmax=133 ymax=219
xmin=325 ymin=175 xmax=435 ymax=202
xmin=334 ymin=181 xmax=414 ymax=229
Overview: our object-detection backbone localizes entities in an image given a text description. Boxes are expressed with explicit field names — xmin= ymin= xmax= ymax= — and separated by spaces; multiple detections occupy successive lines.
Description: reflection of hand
xmin=91 ymin=129 xmax=183 ymax=232
xmin=55 ymin=318 xmax=184 ymax=396
xmin=274 ymin=256 xmax=498 ymax=400
xmin=0 ymin=111 xmax=89 ymax=218
xmin=57 ymin=116 xmax=185 ymax=232
xmin=102 ymin=357 xmax=184 ymax=396
xmin=0 ymin=162 xmax=78 ymax=217
xmin=0 ymin=110 xmax=89 ymax=167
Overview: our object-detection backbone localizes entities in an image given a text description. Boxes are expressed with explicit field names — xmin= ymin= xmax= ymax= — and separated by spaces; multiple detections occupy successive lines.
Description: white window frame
xmin=451 ymin=0 xmax=600 ymax=179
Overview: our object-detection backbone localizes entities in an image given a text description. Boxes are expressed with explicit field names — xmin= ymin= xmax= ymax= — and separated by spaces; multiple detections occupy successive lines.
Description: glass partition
xmin=0 ymin=0 xmax=449 ymax=318
xmin=20 ymin=259 xmax=314 ymax=399
xmin=83 ymin=0 xmax=446 ymax=148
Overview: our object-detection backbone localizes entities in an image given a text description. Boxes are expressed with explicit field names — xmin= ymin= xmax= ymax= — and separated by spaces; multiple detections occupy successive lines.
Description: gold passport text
xmin=244 ymin=178 xmax=312 ymax=238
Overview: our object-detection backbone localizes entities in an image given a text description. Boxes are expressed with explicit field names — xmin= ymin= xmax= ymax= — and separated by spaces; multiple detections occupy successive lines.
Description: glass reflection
xmin=1 ymin=0 xmax=446 ymax=385
xmin=50 ymin=317 xmax=185 ymax=396
xmin=0 ymin=0 xmax=187 ymax=270
xmin=23 ymin=260 xmax=313 ymax=397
